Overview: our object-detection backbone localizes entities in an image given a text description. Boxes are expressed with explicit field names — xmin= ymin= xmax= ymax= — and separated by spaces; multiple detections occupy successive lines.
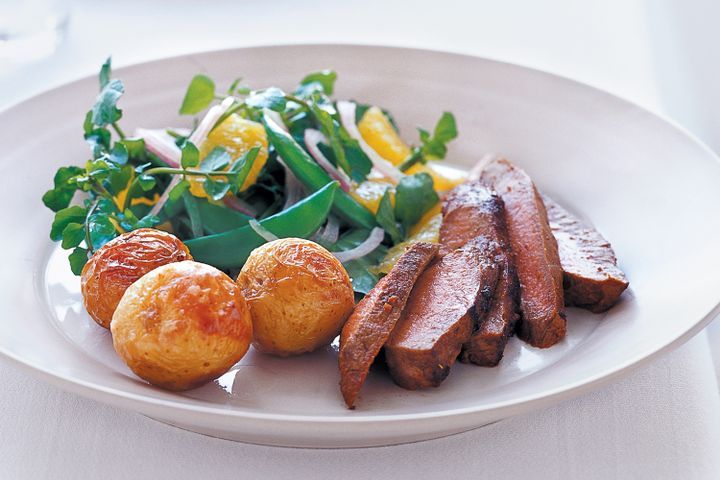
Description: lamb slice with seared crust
xmin=339 ymin=242 xmax=439 ymax=408
xmin=384 ymin=237 xmax=500 ymax=389
xmin=542 ymin=195 xmax=628 ymax=313
xmin=477 ymin=157 xmax=566 ymax=348
xmin=440 ymin=181 xmax=520 ymax=366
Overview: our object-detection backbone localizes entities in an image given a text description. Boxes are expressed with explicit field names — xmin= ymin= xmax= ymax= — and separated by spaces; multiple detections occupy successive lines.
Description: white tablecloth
xmin=2 ymin=1 xmax=719 ymax=478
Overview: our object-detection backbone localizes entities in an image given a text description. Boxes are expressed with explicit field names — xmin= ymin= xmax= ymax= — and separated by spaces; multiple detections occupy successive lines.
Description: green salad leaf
xmin=92 ymin=79 xmax=124 ymax=126
xmin=296 ymin=70 xmax=337 ymax=97
xmin=246 ymin=87 xmax=287 ymax=112
xmin=394 ymin=172 xmax=439 ymax=230
xmin=375 ymin=189 xmax=403 ymax=243
xmin=68 ymin=247 xmax=89 ymax=275
xmin=179 ymin=74 xmax=216 ymax=115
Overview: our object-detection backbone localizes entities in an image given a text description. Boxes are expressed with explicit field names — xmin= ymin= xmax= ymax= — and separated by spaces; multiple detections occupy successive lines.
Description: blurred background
xmin=2 ymin=0 xmax=718 ymax=151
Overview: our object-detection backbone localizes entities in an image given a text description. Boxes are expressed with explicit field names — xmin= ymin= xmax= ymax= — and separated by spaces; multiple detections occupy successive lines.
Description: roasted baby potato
xmin=81 ymin=228 xmax=192 ymax=328
xmin=111 ymin=261 xmax=252 ymax=391
xmin=237 ymin=238 xmax=355 ymax=356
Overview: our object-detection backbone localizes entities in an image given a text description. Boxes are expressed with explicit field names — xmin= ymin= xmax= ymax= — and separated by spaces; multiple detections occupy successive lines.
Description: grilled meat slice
xmin=338 ymin=242 xmax=439 ymax=408
xmin=461 ymin=252 xmax=520 ymax=366
xmin=384 ymin=238 xmax=500 ymax=389
xmin=543 ymin=195 xmax=629 ymax=313
xmin=441 ymin=181 xmax=520 ymax=366
xmin=478 ymin=158 xmax=566 ymax=348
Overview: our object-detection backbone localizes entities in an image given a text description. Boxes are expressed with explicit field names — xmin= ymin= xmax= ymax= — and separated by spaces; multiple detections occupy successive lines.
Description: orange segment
xmin=358 ymin=106 xmax=411 ymax=165
xmin=189 ymin=114 xmax=269 ymax=198
xmin=358 ymin=106 xmax=466 ymax=192
xmin=407 ymin=162 xmax=467 ymax=193
xmin=372 ymin=204 xmax=443 ymax=275
xmin=350 ymin=174 xmax=394 ymax=214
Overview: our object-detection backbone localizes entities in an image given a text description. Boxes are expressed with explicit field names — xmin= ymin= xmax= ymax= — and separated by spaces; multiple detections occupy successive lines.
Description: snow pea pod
xmin=195 ymin=199 xmax=251 ymax=235
xmin=262 ymin=111 xmax=376 ymax=229
xmin=185 ymin=181 xmax=338 ymax=269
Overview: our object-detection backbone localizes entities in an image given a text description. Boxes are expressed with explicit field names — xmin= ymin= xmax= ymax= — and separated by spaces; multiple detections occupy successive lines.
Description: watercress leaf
xmin=109 ymin=142 xmax=128 ymax=165
xmin=99 ymin=57 xmax=111 ymax=90
xmin=87 ymin=213 xmax=117 ymax=250
xmin=138 ymin=174 xmax=156 ymax=191
xmin=297 ymin=70 xmax=337 ymax=96
xmin=50 ymin=205 xmax=87 ymax=241
xmin=42 ymin=166 xmax=84 ymax=212
xmin=135 ymin=214 xmax=160 ymax=229
xmin=94 ymin=197 xmax=118 ymax=216
xmin=119 ymin=208 xmax=138 ymax=230
xmin=61 ymin=222 xmax=85 ymax=249
xmin=86 ymin=158 xmax=112 ymax=182
xmin=417 ymin=127 xmax=430 ymax=143
xmin=91 ymin=79 xmax=124 ymax=126
xmin=108 ymin=164 xmax=133 ymax=195
xmin=121 ymin=137 xmax=146 ymax=159
xmin=203 ymin=178 xmax=231 ymax=201
xmin=375 ymin=189 xmax=403 ymax=243
xmin=68 ymin=247 xmax=89 ymax=276
xmin=246 ymin=87 xmax=287 ymax=112
xmin=83 ymin=110 xmax=93 ymax=134
xmin=229 ymin=146 xmax=260 ymax=189
xmin=200 ymin=146 xmax=231 ymax=172
xmin=309 ymin=102 xmax=351 ymax=175
xmin=168 ymin=179 xmax=190 ymax=202
xmin=84 ymin=127 xmax=111 ymax=157
xmin=340 ymin=134 xmax=372 ymax=183
xmin=179 ymin=74 xmax=215 ymax=115
xmin=422 ymin=139 xmax=448 ymax=161
xmin=180 ymin=141 xmax=200 ymax=168
xmin=394 ymin=172 xmax=439 ymax=230
xmin=433 ymin=112 xmax=457 ymax=143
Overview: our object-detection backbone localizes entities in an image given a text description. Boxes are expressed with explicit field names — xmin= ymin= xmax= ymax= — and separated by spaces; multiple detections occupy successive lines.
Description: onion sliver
xmin=333 ymin=227 xmax=385 ymax=263
xmin=135 ymin=128 xmax=181 ymax=168
xmin=304 ymin=129 xmax=352 ymax=192
xmin=316 ymin=215 xmax=340 ymax=245
xmin=223 ymin=196 xmax=257 ymax=217
xmin=249 ymin=219 xmax=279 ymax=242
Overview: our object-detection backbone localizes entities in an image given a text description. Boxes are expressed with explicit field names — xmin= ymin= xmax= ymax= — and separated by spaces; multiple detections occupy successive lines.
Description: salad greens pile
xmin=42 ymin=58 xmax=457 ymax=293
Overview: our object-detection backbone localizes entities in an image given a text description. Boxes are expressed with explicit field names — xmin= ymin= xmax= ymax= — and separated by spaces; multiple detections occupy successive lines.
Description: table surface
xmin=2 ymin=1 xmax=720 ymax=478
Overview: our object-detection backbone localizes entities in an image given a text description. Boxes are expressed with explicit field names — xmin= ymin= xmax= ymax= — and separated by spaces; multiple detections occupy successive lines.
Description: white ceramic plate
xmin=2 ymin=45 xmax=720 ymax=448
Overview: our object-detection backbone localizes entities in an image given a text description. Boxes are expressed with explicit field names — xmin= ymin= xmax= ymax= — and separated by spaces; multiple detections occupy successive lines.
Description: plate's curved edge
xmin=2 ymin=44 xmax=720 ymax=444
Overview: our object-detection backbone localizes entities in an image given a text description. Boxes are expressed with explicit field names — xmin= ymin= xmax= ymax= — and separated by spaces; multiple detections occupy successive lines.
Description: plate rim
xmin=3 ymin=43 xmax=720 ymax=426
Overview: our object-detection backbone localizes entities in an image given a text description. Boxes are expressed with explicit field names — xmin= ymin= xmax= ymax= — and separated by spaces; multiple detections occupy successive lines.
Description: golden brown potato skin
xmin=111 ymin=261 xmax=252 ymax=391
xmin=237 ymin=238 xmax=355 ymax=356
xmin=81 ymin=228 xmax=192 ymax=329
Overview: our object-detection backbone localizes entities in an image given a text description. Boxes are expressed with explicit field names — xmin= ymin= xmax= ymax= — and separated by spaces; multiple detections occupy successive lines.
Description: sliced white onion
xmin=223 ymin=196 xmax=257 ymax=217
xmin=135 ymin=128 xmax=181 ymax=168
xmin=336 ymin=101 xmax=404 ymax=184
xmin=333 ymin=227 xmax=385 ymax=263
xmin=315 ymin=215 xmax=340 ymax=245
xmin=304 ymin=129 xmax=352 ymax=192
xmin=249 ymin=219 xmax=279 ymax=242
xmin=281 ymin=160 xmax=305 ymax=209
xmin=189 ymin=96 xmax=235 ymax=146
xmin=265 ymin=109 xmax=288 ymax=132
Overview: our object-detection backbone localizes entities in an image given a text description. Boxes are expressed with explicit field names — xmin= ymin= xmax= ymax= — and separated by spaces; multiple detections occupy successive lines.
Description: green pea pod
xmin=185 ymin=181 xmax=338 ymax=269
xmin=262 ymin=110 xmax=376 ymax=229
xmin=195 ymin=198 xmax=251 ymax=235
